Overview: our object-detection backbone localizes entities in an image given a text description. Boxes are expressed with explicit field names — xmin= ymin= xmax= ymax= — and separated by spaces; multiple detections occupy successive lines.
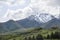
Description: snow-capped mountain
xmin=0 ymin=13 xmax=60 ymax=33
xmin=16 ymin=13 xmax=60 ymax=28
xmin=28 ymin=13 xmax=55 ymax=23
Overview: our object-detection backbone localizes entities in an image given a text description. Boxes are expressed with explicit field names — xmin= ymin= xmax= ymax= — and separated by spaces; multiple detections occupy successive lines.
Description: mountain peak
xmin=28 ymin=13 xmax=55 ymax=23
xmin=6 ymin=19 xmax=15 ymax=22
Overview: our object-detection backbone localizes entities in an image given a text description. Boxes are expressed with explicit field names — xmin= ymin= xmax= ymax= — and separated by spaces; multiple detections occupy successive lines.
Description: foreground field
xmin=0 ymin=27 xmax=60 ymax=40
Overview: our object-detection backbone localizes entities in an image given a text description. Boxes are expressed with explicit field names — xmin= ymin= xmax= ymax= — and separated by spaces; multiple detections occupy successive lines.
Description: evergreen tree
xmin=47 ymin=35 xmax=50 ymax=39
xmin=28 ymin=36 xmax=32 ymax=40
xmin=54 ymin=32 xmax=60 ymax=39
xmin=13 ymin=38 xmax=16 ymax=40
xmin=32 ymin=36 xmax=35 ymax=40
xmin=24 ymin=37 xmax=27 ymax=40
xmin=36 ymin=34 xmax=43 ymax=40
xmin=50 ymin=32 xmax=60 ymax=39
xmin=50 ymin=32 xmax=54 ymax=39
xmin=0 ymin=37 xmax=2 ymax=40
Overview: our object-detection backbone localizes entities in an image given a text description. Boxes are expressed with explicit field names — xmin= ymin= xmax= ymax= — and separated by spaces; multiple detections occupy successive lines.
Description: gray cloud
xmin=48 ymin=0 xmax=60 ymax=7
xmin=0 ymin=0 xmax=7 ymax=1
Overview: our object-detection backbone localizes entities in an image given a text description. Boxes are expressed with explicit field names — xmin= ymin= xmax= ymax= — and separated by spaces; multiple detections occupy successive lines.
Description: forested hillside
xmin=0 ymin=27 xmax=60 ymax=40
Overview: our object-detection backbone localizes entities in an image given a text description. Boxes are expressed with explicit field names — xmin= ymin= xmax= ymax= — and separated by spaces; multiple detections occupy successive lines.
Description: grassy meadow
xmin=0 ymin=27 xmax=60 ymax=40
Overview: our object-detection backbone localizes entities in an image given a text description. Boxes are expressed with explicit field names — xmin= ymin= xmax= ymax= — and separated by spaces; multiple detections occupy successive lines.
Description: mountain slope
xmin=16 ymin=15 xmax=42 ymax=28
xmin=43 ymin=18 xmax=60 ymax=28
xmin=16 ymin=13 xmax=55 ymax=28
xmin=0 ymin=20 xmax=22 ymax=33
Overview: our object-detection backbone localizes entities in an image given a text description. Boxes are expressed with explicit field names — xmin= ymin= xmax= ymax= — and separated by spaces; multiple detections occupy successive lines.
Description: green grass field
xmin=0 ymin=27 xmax=60 ymax=40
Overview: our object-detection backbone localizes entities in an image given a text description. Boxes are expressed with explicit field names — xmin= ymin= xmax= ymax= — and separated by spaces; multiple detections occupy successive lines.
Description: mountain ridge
xmin=0 ymin=13 xmax=60 ymax=33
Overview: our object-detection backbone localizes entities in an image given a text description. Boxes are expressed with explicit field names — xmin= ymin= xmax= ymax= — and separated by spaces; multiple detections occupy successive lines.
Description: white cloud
xmin=0 ymin=0 xmax=60 ymax=22
xmin=30 ymin=0 xmax=60 ymax=16
xmin=11 ymin=6 xmax=33 ymax=21
xmin=0 ymin=6 xmax=33 ymax=22
xmin=0 ymin=2 xmax=9 ymax=18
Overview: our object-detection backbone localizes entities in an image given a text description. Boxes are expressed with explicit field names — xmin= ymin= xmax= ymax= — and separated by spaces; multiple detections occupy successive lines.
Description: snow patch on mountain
xmin=28 ymin=13 xmax=55 ymax=23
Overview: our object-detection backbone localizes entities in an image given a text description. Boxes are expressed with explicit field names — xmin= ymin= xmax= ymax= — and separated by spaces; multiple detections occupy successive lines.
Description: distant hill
xmin=0 ymin=20 xmax=23 ymax=33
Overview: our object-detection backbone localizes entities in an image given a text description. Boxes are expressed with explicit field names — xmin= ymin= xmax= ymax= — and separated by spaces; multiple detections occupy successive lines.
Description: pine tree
xmin=28 ymin=36 xmax=32 ymax=40
xmin=24 ymin=37 xmax=27 ymax=40
xmin=54 ymin=32 xmax=60 ymax=39
xmin=50 ymin=32 xmax=60 ymax=39
xmin=47 ymin=35 xmax=50 ymax=39
xmin=32 ymin=36 xmax=35 ymax=40
xmin=36 ymin=34 xmax=43 ymax=40
xmin=0 ymin=37 xmax=2 ymax=40
xmin=50 ymin=32 xmax=54 ymax=39
xmin=13 ymin=38 xmax=16 ymax=40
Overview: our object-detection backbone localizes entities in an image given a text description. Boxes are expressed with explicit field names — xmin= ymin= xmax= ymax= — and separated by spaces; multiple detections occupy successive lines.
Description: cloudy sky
xmin=0 ymin=0 xmax=60 ymax=22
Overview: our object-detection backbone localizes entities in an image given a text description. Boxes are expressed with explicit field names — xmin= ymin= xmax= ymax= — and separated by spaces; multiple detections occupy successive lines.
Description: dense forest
xmin=0 ymin=26 xmax=60 ymax=40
